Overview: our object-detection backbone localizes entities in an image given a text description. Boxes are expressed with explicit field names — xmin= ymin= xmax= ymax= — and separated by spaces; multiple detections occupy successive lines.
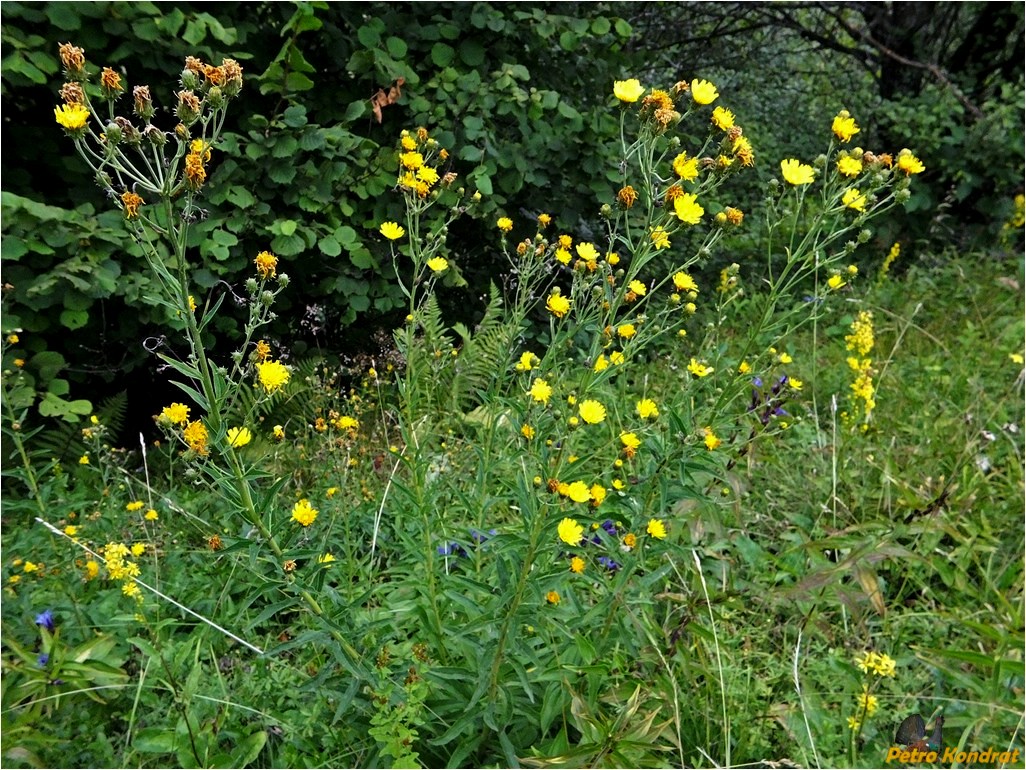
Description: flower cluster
xmin=855 ymin=650 xmax=897 ymax=677
xmin=396 ymin=127 xmax=452 ymax=199
xmin=102 ymin=542 xmax=142 ymax=602
xmin=844 ymin=310 xmax=876 ymax=430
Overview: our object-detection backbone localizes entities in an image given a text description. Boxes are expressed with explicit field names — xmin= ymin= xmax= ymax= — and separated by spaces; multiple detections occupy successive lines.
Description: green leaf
xmin=459 ymin=40 xmax=485 ymax=67
xmin=614 ymin=18 xmax=632 ymax=37
xmin=357 ymin=22 xmax=382 ymax=48
xmin=431 ymin=43 xmax=455 ymax=67
xmin=133 ymin=728 xmax=178 ymax=754
xmin=59 ymin=309 xmax=88 ymax=330
xmin=386 ymin=36 xmax=408 ymax=59
xmin=46 ymin=4 xmax=82 ymax=30
xmin=229 ymin=731 xmax=267 ymax=768
xmin=282 ymin=104 xmax=307 ymax=128
xmin=591 ymin=17 xmax=611 ymax=35
xmin=227 ymin=187 xmax=256 ymax=208
xmin=343 ymin=100 xmax=367 ymax=122
xmin=318 ymin=236 xmax=341 ymax=257
xmin=285 ymin=71 xmax=315 ymax=92
xmin=182 ymin=19 xmax=206 ymax=46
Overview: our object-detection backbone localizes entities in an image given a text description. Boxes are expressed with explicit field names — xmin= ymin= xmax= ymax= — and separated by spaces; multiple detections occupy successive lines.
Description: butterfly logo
xmin=895 ymin=713 xmax=944 ymax=752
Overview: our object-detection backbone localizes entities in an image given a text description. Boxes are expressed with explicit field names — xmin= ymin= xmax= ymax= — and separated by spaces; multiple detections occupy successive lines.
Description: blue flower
xmin=34 ymin=610 xmax=55 ymax=633
xmin=37 ymin=653 xmax=49 ymax=667
xmin=437 ymin=542 xmax=468 ymax=558
xmin=598 ymin=556 xmax=620 ymax=572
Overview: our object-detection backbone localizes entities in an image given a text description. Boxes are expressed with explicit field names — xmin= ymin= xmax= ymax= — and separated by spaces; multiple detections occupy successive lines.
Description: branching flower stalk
xmin=53 ymin=43 xmax=362 ymax=668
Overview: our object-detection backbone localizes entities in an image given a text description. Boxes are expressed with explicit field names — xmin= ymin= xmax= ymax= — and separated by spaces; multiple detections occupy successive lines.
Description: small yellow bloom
xmin=832 ymin=111 xmax=860 ymax=142
xmin=827 ymin=275 xmax=846 ymax=290
xmin=650 ymin=227 xmax=671 ymax=250
xmin=546 ymin=293 xmax=571 ymax=318
xmin=7 ymin=334 xmax=19 ymax=344
xmin=636 ymin=398 xmax=659 ymax=419
xmin=690 ymin=79 xmax=718 ymax=105
xmin=593 ymin=354 xmax=609 ymax=373
xmin=647 ymin=519 xmax=668 ymax=539
xmin=85 ymin=560 xmax=99 ymax=580
xmin=54 ymin=103 xmax=90 ymax=131
xmin=227 ymin=426 xmax=252 ymax=448
xmin=617 ymin=323 xmax=636 ymax=339
xmin=688 ymin=358 xmax=714 ymax=377
xmin=842 ymin=188 xmax=867 ymax=212
xmin=613 ymin=79 xmax=645 ymax=103
xmin=497 ymin=217 xmax=513 ymax=232
xmin=273 ymin=424 xmax=285 ymax=441
xmin=515 ymin=351 xmax=540 ymax=372
xmin=566 ymin=481 xmax=591 ymax=503
xmin=711 ymin=105 xmax=735 ymax=130
xmin=318 ymin=553 xmax=336 ymax=564
xmin=254 ymin=250 xmax=278 ymax=279
xmin=257 ymin=360 xmax=291 ymax=393
xmin=672 ymin=152 xmax=700 ymax=181
xmin=738 ymin=361 xmax=751 ymax=374
xmin=576 ymin=242 xmax=599 ymax=262
xmin=160 ymin=402 xmax=191 ymax=425
xmin=837 ymin=156 xmax=863 ymax=177
xmin=79 ymin=454 xmax=90 ymax=465
xmin=131 ymin=543 xmax=146 ymax=557
xmin=546 ymin=590 xmax=561 ymax=605
xmin=126 ymin=500 xmax=144 ymax=512
xmin=610 ymin=351 xmax=625 ymax=365
xmin=529 ymin=378 xmax=553 ymax=404
xmin=674 ymin=193 xmax=704 ymax=224
xmin=521 ymin=424 xmax=535 ymax=440
xmin=291 ymin=498 xmax=318 ymax=527
xmin=673 ymin=272 xmax=698 ymax=292
xmin=538 ymin=213 xmax=552 ymax=228
xmin=578 ymin=400 xmax=606 ymax=425
xmin=557 ymin=518 xmax=584 ymax=546
xmin=426 ymin=256 xmax=448 ymax=272
xmin=570 ymin=556 xmax=585 ymax=573
xmin=145 ymin=509 xmax=158 ymax=521
xmin=780 ymin=159 xmax=815 ymax=185
xmin=896 ymin=149 xmax=925 ymax=175
xmin=703 ymin=428 xmax=721 ymax=450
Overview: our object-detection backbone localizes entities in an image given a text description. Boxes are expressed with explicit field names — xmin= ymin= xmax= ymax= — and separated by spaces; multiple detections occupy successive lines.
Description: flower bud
xmin=857 ymin=229 xmax=872 ymax=244
xmin=175 ymin=123 xmax=190 ymax=142
xmin=221 ymin=58 xmax=243 ymax=98
xmin=175 ymin=90 xmax=202 ymax=125
xmin=104 ymin=121 xmax=122 ymax=146
xmin=245 ymin=278 xmax=258 ymax=293
xmin=143 ymin=124 xmax=167 ymax=148
xmin=277 ymin=273 xmax=290 ymax=288
xmin=205 ymin=86 xmax=224 ymax=110
xmin=895 ymin=188 xmax=911 ymax=203
xmin=600 ymin=203 xmax=612 ymax=219
xmin=180 ymin=68 xmax=201 ymax=91
xmin=114 ymin=116 xmax=141 ymax=146
xmin=133 ymin=85 xmax=154 ymax=120
xmin=58 ymin=43 xmax=87 ymax=81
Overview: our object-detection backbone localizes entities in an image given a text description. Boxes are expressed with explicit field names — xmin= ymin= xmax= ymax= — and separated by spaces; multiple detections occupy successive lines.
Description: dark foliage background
xmin=1 ymin=0 xmax=1022 ymax=439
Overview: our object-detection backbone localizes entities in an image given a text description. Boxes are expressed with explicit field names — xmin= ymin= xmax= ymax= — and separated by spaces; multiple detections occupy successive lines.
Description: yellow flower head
xmin=673 ymin=272 xmax=698 ymax=292
xmin=256 ymin=360 xmax=290 ymax=394
xmin=570 ymin=556 xmax=585 ymax=573
xmin=842 ymin=188 xmax=867 ymax=212
xmin=576 ymin=242 xmax=599 ymax=261
xmin=380 ymin=221 xmax=405 ymax=240
xmin=546 ymin=590 xmax=561 ymax=605
xmin=620 ymin=432 xmax=641 ymax=450
xmin=711 ymin=105 xmax=735 ymax=130
xmin=690 ymin=79 xmax=719 ymax=105
xmin=672 ymin=152 xmax=699 ymax=181
xmin=613 ymin=78 xmax=645 ymax=103
xmin=837 ymin=155 xmax=863 ymax=177
xmin=183 ymin=420 xmax=209 ymax=455
xmin=54 ymin=103 xmax=90 ymax=132
xmin=650 ymin=226 xmax=671 ymax=250
xmin=674 ymin=193 xmax=704 ymax=225
xmin=497 ymin=217 xmax=513 ymax=232
xmin=688 ymin=358 xmax=714 ymax=377
xmin=617 ymin=323 xmax=637 ymax=339
xmin=896 ymin=149 xmax=925 ymax=175
xmin=254 ymin=250 xmax=278 ymax=279
xmin=647 ymin=518 xmax=667 ymax=539
xmin=827 ymin=274 xmax=847 ymax=290
xmin=578 ymin=400 xmax=606 ymax=425
xmin=557 ymin=517 xmax=584 ymax=546
xmin=636 ymin=398 xmax=659 ymax=419
xmin=566 ymin=481 xmax=591 ymax=503
xmin=144 ymin=509 xmax=158 ymax=521
xmin=529 ymin=377 xmax=552 ymax=404
xmin=426 ymin=256 xmax=448 ymax=273
xmin=400 ymin=151 xmax=424 ymax=170
xmin=160 ymin=402 xmax=191 ymax=425
xmin=546 ymin=293 xmax=571 ymax=318
xmin=121 ymin=191 xmax=144 ymax=220
xmin=515 ymin=351 xmax=540 ymax=372
xmin=126 ymin=500 xmax=144 ymax=512
xmin=780 ymin=159 xmax=815 ymax=185
xmin=832 ymin=111 xmax=860 ymax=142
xmin=538 ymin=213 xmax=552 ymax=228
xmin=291 ymin=498 xmax=318 ymax=527
xmin=227 ymin=426 xmax=252 ymax=448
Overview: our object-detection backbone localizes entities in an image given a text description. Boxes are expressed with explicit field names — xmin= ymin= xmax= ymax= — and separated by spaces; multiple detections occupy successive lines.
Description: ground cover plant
xmin=1 ymin=30 xmax=1023 ymax=770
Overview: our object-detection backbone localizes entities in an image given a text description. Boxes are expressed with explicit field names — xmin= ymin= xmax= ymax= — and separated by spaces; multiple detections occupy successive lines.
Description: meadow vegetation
xmin=1 ymin=5 xmax=1023 ymax=769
